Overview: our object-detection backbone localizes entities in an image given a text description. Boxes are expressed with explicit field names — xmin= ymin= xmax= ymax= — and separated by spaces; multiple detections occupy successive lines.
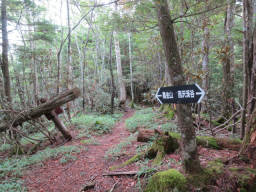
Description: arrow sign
xmin=155 ymin=84 xmax=205 ymax=104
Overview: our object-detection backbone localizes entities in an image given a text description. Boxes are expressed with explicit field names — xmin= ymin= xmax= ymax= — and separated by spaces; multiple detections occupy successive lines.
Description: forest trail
xmin=23 ymin=110 xmax=139 ymax=192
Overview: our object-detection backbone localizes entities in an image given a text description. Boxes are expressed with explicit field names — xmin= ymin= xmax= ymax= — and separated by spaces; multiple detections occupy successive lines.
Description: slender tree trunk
xmin=222 ymin=0 xmax=236 ymax=119
xmin=241 ymin=0 xmax=253 ymax=139
xmin=74 ymin=34 xmax=84 ymax=98
xmin=32 ymin=38 xmax=38 ymax=104
xmin=0 ymin=72 xmax=4 ymax=98
xmin=14 ymin=71 xmax=25 ymax=107
xmin=154 ymin=0 xmax=201 ymax=173
xmin=66 ymin=0 xmax=72 ymax=120
xmin=1 ymin=0 xmax=12 ymax=103
xmin=109 ymin=31 xmax=116 ymax=114
xmin=113 ymin=4 xmax=126 ymax=106
xmin=201 ymin=24 xmax=210 ymax=112
xmin=56 ymin=0 xmax=64 ymax=94
xmin=113 ymin=30 xmax=126 ymax=105
xmin=128 ymin=33 xmax=134 ymax=103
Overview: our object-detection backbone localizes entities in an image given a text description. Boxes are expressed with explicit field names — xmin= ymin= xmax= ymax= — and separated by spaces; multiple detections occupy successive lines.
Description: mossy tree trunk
xmin=154 ymin=0 xmax=201 ymax=173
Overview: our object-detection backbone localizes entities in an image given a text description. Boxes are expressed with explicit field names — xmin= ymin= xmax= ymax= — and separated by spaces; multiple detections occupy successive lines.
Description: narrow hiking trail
xmin=23 ymin=110 xmax=140 ymax=192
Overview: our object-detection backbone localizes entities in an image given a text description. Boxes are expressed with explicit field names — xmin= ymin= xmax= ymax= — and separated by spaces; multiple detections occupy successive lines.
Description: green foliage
xmin=0 ymin=143 xmax=12 ymax=153
xmin=0 ymin=145 xmax=80 ymax=192
xmin=125 ymin=107 xmax=178 ymax=134
xmin=161 ymin=123 xmax=177 ymax=133
xmin=105 ymin=133 xmax=137 ymax=159
xmin=0 ymin=145 xmax=80 ymax=177
xmin=125 ymin=108 xmax=156 ymax=132
xmin=59 ymin=153 xmax=77 ymax=165
xmin=73 ymin=113 xmax=122 ymax=135
xmin=206 ymin=159 xmax=224 ymax=175
xmin=80 ymin=138 xmax=99 ymax=145
xmin=145 ymin=169 xmax=187 ymax=192
xmin=0 ymin=178 xmax=25 ymax=192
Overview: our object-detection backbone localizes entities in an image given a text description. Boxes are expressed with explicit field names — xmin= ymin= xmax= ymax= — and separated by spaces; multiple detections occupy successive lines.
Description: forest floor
xmin=23 ymin=110 xmax=140 ymax=192
xmin=21 ymin=109 xmax=242 ymax=192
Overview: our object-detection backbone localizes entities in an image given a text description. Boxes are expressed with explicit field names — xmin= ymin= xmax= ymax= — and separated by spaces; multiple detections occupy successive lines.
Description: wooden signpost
xmin=0 ymin=87 xmax=81 ymax=140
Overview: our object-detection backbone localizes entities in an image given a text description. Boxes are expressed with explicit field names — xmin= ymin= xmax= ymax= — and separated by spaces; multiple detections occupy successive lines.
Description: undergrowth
xmin=73 ymin=113 xmax=122 ymax=135
xmin=105 ymin=133 xmax=137 ymax=159
xmin=0 ymin=145 xmax=80 ymax=192
xmin=125 ymin=108 xmax=177 ymax=133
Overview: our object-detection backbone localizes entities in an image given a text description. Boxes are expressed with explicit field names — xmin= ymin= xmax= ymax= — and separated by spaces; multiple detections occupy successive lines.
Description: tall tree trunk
xmin=201 ymin=23 xmax=210 ymax=112
xmin=0 ymin=72 xmax=4 ymax=98
xmin=57 ymin=0 xmax=64 ymax=94
xmin=128 ymin=33 xmax=134 ymax=103
xmin=113 ymin=4 xmax=126 ymax=106
xmin=66 ymin=0 xmax=72 ymax=120
xmin=109 ymin=31 xmax=116 ymax=114
xmin=1 ymin=0 xmax=12 ymax=103
xmin=241 ymin=0 xmax=253 ymax=139
xmin=113 ymin=30 xmax=126 ymax=105
xmin=241 ymin=26 xmax=256 ymax=153
xmin=222 ymin=0 xmax=236 ymax=119
xmin=32 ymin=37 xmax=38 ymax=104
xmin=74 ymin=34 xmax=84 ymax=106
xmin=154 ymin=0 xmax=201 ymax=173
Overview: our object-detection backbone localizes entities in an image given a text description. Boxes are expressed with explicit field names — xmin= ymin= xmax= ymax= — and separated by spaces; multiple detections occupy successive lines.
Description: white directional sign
xmin=156 ymin=84 xmax=205 ymax=104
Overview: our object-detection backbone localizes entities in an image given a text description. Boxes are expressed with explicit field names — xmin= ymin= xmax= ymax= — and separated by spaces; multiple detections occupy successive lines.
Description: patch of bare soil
xmin=23 ymin=110 xmax=141 ymax=192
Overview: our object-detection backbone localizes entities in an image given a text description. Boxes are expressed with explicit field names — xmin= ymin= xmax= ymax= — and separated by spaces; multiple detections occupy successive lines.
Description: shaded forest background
xmin=2 ymin=0 xmax=256 ymax=191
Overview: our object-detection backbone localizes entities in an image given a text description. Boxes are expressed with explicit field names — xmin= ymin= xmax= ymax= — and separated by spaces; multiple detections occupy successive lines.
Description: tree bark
xmin=201 ymin=23 xmax=210 ymax=112
xmin=241 ymin=0 xmax=253 ymax=139
xmin=109 ymin=31 xmax=116 ymax=114
xmin=1 ymin=0 xmax=12 ymax=103
xmin=128 ymin=33 xmax=134 ymax=103
xmin=49 ymin=110 xmax=72 ymax=140
xmin=154 ymin=0 xmax=201 ymax=173
xmin=222 ymin=0 xmax=236 ymax=118
xmin=66 ymin=0 xmax=72 ymax=120
xmin=113 ymin=4 xmax=126 ymax=106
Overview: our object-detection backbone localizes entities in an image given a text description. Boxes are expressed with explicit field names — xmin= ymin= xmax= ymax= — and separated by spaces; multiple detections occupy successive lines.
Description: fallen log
xmin=103 ymin=171 xmax=138 ymax=176
xmin=0 ymin=87 xmax=80 ymax=132
xmin=137 ymin=129 xmax=242 ymax=151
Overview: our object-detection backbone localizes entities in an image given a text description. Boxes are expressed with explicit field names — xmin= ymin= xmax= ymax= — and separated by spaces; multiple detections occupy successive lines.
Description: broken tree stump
xmin=137 ymin=129 xmax=164 ymax=142
xmin=110 ymin=133 xmax=179 ymax=170
xmin=0 ymin=88 xmax=80 ymax=133
xmin=40 ymin=98 xmax=72 ymax=140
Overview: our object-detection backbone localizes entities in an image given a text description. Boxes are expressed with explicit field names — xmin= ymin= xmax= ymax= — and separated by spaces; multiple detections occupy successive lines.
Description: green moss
xmin=145 ymin=169 xmax=186 ymax=192
xmin=229 ymin=167 xmax=256 ymax=190
xmin=186 ymin=170 xmax=212 ymax=190
xmin=196 ymin=136 xmax=221 ymax=149
xmin=152 ymin=147 xmax=164 ymax=165
xmin=168 ymin=132 xmax=181 ymax=140
xmin=206 ymin=160 xmax=224 ymax=175
xmin=109 ymin=153 xmax=142 ymax=171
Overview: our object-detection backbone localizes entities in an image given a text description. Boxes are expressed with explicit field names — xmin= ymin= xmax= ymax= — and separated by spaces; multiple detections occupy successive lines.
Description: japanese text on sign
xmin=162 ymin=91 xmax=174 ymax=99
xmin=177 ymin=90 xmax=195 ymax=98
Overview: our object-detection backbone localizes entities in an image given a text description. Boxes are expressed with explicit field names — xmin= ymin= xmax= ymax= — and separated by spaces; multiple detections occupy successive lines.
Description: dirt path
xmin=23 ymin=110 xmax=139 ymax=192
